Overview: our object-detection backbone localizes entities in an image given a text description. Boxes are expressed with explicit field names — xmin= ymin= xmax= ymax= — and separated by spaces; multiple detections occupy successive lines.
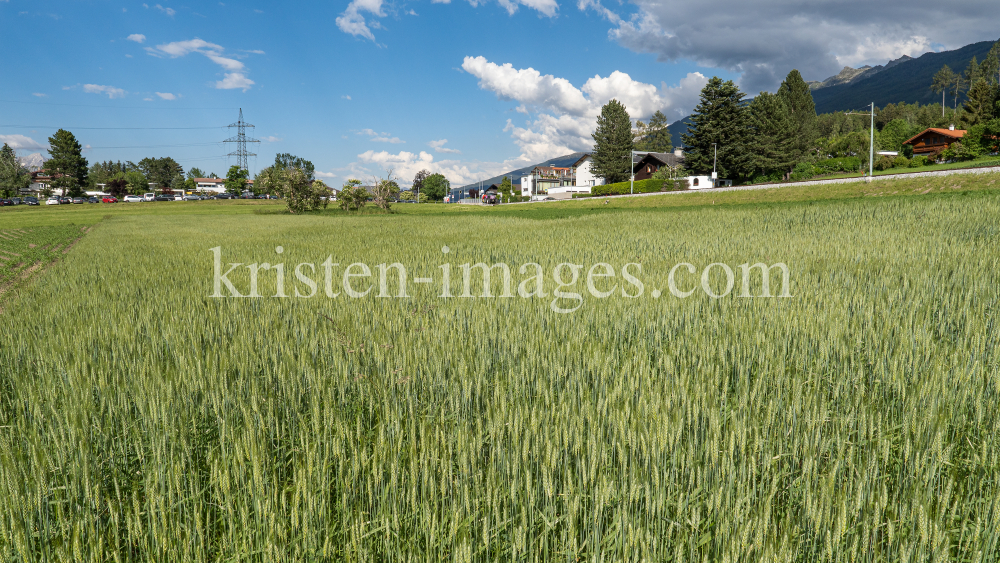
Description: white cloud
xmin=215 ymin=73 xmax=254 ymax=91
xmin=316 ymin=171 xmax=338 ymax=179
xmin=342 ymin=95 xmax=352 ymax=100
xmin=463 ymin=55 xmax=707 ymax=163
xmin=155 ymin=92 xmax=177 ymax=100
xmin=154 ymin=4 xmax=175 ymax=16
xmin=336 ymin=0 xmax=384 ymax=41
xmin=337 ymin=0 xmax=557 ymax=41
xmin=261 ymin=136 xmax=282 ymax=142
xmin=147 ymin=38 xmax=258 ymax=90
xmin=429 ymin=139 xmax=461 ymax=154
xmin=127 ymin=34 xmax=146 ymax=43
xmin=83 ymin=84 xmax=127 ymax=99
xmin=32 ymin=93 xmax=47 ymax=97
xmin=0 ymin=134 xmax=47 ymax=152
xmin=351 ymin=150 xmax=509 ymax=187
xmin=357 ymin=128 xmax=405 ymax=144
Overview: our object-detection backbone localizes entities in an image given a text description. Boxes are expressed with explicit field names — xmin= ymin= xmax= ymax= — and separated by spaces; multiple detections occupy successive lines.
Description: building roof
xmin=904 ymin=127 xmax=966 ymax=146
xmin=634 ymin=152 xmax=685 ymax=170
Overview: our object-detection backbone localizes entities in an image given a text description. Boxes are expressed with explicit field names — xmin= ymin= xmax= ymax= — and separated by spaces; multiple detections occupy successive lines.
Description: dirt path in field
xmin=0 ymin=226 xmax=96 ymax=313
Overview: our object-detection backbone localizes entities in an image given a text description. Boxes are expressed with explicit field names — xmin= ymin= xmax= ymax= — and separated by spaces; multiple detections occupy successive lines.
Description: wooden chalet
xmin=904 ymin=127 xmax=966 ymax=156
xmin=632 ymin=151 xmax=685 ymax=181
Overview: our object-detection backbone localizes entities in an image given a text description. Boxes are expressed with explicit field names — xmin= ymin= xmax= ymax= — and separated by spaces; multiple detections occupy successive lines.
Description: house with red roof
xmin=904 ymin=126 xmax=966 ymax=156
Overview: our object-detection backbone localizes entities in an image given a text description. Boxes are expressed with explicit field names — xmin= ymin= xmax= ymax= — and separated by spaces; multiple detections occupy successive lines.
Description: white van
xmin=143 ymin=193 xmax=155 ymax=202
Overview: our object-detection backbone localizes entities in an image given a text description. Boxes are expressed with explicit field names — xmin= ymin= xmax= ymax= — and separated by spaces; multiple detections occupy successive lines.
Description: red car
xmin=102 ymin=196 xmax=118 ymax=203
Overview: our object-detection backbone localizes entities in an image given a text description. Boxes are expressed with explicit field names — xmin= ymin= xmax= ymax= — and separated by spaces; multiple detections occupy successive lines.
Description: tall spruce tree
xmin=747 ymin=92 xmax=797 ymax=179
xmin=635 ymin=110 xmax=673 ymax=153
xmin=931 ymin=65 xmax=955 ymax=116
xmin=591 ymin=99 xmax=634 ymax=183
xmin=681 ymin=77 xmax=752 ymax=180
xmin=776 ymin=69 xmax=818 ymax=162
xmin=46 ymin=129 xmax=88 ymax=197
xmin=963 ymin=80 xmax=999 ymax=126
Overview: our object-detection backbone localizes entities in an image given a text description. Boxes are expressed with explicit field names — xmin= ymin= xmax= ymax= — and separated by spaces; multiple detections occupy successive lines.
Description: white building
xmin=520 ymin=155 xmax=605 ymax=199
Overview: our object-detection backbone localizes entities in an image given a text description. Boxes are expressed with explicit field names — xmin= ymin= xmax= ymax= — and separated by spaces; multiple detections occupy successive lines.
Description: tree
xmin=46 ymin=129 xmax=89 ymax=197
xmin=747 ymin=92 xmax=796 ymax=179
xmin=635 ymin=110 xmax=673 ymax=153
xmin=951 ymin=71 xmax=967 ymax=110
xmin=965 ymin=56 xmax=982 ymax=88
xmin=273 ymin=153 xmax=315 ymax=181
xmin=422 ymin=173 xmax=450 ymax=201
xmin=187 ymin=167 xmax=207 ymax=179
xmin=224 ymin=165 xmax=249 ymax=194
xmin=0 ymin=143 xmax=31 ymax=197
xmin=877 ymin=119 xmax=914 ymax=153
xmin=370 ymin=170 xmax=400 ymax=210
xmin=962 ymin=80 xmax=999 ymax=126
xmin=498 ymin=176 xmax=515 ymax=203
xmin=985 ymin=42 xmax=1000 ymax=85
xmin=106 ymin=174 xmax=129 ymax=199
xmin=125 ymin=170 xmax=148 ymax=195
xmin=932 ymin=65 xmax=955 ymax=117
xmin=776 ymin=69 xmax=818 ymax=162
xmin=411 ymin=169 xmax=430 ymax=200
xmin=166 ymin=174 xmax=186 ymax=195
xmin=338 ymin=179 xmax=367 ymax=212
xmin=88 ymin=160 xmax=129 ymax=189
xmin=681 ymin=77 xmax=752 ymax=180
xmin=137 ymin=157 xmax=183 ymax=189
xmin=256 ymin=166 xmax=329 ymax=213
xmin=591 ymin=99 xmax=634 ymax=183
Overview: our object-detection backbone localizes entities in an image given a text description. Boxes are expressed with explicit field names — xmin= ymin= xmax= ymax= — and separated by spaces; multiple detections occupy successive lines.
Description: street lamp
xmin=712 ymin=143 xmax=718 ymax=187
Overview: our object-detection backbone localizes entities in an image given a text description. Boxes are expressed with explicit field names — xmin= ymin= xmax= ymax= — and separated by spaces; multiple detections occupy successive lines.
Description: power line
xmin=85 ymin=142 xmax=223 ymax=149
xmin=0 ymin=98 xmax=236 ymax=110
xmin=224 ymin=108 xmax=259 ymax=173
xmin=1 ymin=124 xmax=225 ymax=130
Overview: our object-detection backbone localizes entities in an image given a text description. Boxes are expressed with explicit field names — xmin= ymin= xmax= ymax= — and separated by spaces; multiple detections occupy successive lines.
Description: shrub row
xmin=590 ymin=178 xmax=689 ymax=197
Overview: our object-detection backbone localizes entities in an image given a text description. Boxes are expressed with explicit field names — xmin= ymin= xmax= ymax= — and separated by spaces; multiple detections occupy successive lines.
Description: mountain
xmin=667 ymin=117 xmax=693 ymax=149
xmin=459 ymin=152 xmax=587 ymax=188
xmin=807 ymin=55 xmax=914 ymax=90
xmin=811 ymin=40 xmax=997 ymax=113
xmin=17 ymin=153 xmax=47 ymax=172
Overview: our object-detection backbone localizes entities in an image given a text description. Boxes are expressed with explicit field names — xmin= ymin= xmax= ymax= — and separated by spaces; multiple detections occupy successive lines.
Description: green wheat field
xmin=1 ymin=179 xmax=999 ymax=561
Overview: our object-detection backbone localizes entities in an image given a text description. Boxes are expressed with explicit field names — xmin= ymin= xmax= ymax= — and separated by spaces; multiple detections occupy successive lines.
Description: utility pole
xmin=712 ymin=143 xmax=718 ymax=187
xmin=630 ymin=149 xmax=635 ymax=195
xmin=868 ymin=102 xmax=875 ymax=183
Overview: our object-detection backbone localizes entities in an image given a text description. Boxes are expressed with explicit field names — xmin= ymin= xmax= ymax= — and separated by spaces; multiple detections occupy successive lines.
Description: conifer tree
xmin=776 ymin=69 xmax=818 ymax=161
xmin=963 ymin=80 xmax=999 ymax=126
xmin=591 ymin=99 xmax=634 ymax=184
xmin=747 ymin=92 xmax=797 ymax=179
xmin=931 ymin=65 xmax=956 ymax=116
xmin=681 ymin=77 xmax=752 ymax=180
xmin=635 ymin=110 xmax=673 ymax=153
xmin=46 ymin=129 xmax=88 ymax=197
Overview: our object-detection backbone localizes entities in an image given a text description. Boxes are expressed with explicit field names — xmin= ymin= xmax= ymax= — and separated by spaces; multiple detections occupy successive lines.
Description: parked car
xmin=12 ymin=197 xmax=22 ymax=205
xmin=183 ymin=194 xmax=201 ymax=201
xmin=72 ymin=197 xmax=85 ymax=204
xmin=153 ymin=195 xmax=172 ymax=201
xmin=174 ymin=194 xmax=184 ymax=201
xmin=216 ymin=193 xmax=232 ymax=199
xmin=102 ymin=196 xmax=118 ymax=203
xmin=123 ymin=195 xmax=142 ymax=203
xmin=59 ymin=197 xmax=71 ymax=204
xmin=24 ymin=197 xmax=39 ymax=205
xmin=0 ymin=199 xmax=13 ymax=206
xmin=46 ymin=197 xmax=61 ymax=205
xmin=143 ymin=193 xmax=155 ymax=202
xmin=87 ymin=197 xmax=99 ymax=203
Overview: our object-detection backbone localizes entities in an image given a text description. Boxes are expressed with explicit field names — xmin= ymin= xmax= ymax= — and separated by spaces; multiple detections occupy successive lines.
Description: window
xmin=693 ymin=178 xmax=699 ymax=186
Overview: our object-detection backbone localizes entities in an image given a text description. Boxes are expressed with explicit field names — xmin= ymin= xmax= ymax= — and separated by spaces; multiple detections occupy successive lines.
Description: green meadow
xmin=1 ymin=176 xmax=999 ymax=561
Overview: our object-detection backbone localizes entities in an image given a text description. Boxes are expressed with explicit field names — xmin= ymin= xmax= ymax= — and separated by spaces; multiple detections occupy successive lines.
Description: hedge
xmin=591 ymin=178 xmax=689 ymax=196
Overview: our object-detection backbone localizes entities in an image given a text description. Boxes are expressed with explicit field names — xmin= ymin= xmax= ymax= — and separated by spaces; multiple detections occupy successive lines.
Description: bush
xmin=908 ymin=155 xmax=928 ymax=167
xmin=814 ymin=157 xmax=862 ymax=175
xmin=874 ymin=156 xmax=896 ymax=171
xmin=592 ymin=178 xmax=664 ymax=197
xmin=893 ymin=155 xmax=910 ymax=168
xmin=790 ymin=162 xmax=815 ymax=181
xmin=940 ymin=141 xmax=982 ymax=162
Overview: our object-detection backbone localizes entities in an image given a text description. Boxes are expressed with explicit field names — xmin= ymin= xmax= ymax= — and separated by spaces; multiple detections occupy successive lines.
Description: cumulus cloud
xmin=261 ymin=136 xmax=282 ymax=142
xmin=155 ymin=92 xmax=176 ymax=100
xmin=83 ymin=84 xmax=127 ymax=99
xmin=147 ymin=38 xmax=258 ymax=90
xmin=358 ymin=128 xmax=405 ymax=144
xmin=598 ymin=0 xmax=999 ymax=92
xmin=429 ymin=139 xmax=461 ymax=154
xmin=0 ymin=134 xmax=47 ymax=152
xmin=463 ymin=55 xmax=707 ymax=164
xmin=127 ymin=34 xmax=146 ymax=43
xmin=153 ymin=4 xmax=175 ymax=16
xmin=350 ymin=150 xmax=510 ymax=187
xmin=32 ymin=93 xmax=47 ymax=97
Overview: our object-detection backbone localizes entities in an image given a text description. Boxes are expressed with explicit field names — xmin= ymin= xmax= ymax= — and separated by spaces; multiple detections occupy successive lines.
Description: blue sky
xmin=2 ymin=0 xmax=996 ymax=186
